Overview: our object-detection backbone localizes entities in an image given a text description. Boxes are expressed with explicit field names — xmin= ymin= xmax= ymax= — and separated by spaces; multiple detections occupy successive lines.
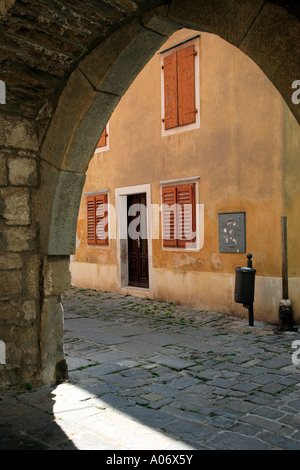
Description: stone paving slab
xmin=111 ymin=339 xmax=166 ymax=357
xmin=148 ymin=354 xmax=196 ymax=370
xmin=1 ymin=286 xmax=300 ymax=450
xmin=74 ymin=328 xmax=129 ymax=345
xmin=99 ymin=325 xmax=155 ymax=337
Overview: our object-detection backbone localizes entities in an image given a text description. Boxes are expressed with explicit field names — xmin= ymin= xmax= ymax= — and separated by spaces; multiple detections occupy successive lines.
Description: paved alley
xmin=1 ymin=287 xmax=300 ymax=450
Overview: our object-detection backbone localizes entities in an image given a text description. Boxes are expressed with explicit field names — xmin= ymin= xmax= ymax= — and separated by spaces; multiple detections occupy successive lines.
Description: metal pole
xmin=247 ymin=253 xmax=252 ymax=268
xmin=279 ymin=216 xmax=293 ymax=330
xmin=248 ymin=303 xmax=254 ymax=327
xmin=247 ymin=254 xmax=253 ymax=326
xmin=281 ymin=216 xmax=288 ymax=299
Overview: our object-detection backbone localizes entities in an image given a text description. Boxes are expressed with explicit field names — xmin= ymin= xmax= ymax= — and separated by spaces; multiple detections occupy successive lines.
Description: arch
xmin=37 ymin=19 xmax=168 ymax=255
xmin=34 ymin=1 xmax=300 ymax=387
xmin=38 ymin=2 xmax=300 ymax=256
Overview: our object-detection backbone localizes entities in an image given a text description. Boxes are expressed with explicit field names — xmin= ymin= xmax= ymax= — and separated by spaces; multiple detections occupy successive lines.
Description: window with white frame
xmin=161 ymin=36 xmax=200 ymax=137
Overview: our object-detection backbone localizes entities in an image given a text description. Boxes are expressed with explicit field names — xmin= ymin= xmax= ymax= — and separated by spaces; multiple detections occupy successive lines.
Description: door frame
xmin=115 ymin=184 xmax=153 ymax=297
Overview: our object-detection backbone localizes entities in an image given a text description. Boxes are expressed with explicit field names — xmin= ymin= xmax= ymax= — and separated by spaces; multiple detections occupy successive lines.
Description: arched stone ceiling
xmin=0 ymin=1 xmax=299 ymax=123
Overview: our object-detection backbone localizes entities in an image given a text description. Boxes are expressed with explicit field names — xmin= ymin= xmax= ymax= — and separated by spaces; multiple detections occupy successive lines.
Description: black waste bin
xmin=234 ymin=266 xmax=256 ymax=304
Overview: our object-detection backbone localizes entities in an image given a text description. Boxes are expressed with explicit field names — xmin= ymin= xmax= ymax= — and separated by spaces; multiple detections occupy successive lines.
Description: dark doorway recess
xmin=127 ymin=193 xmax=149 ymax=288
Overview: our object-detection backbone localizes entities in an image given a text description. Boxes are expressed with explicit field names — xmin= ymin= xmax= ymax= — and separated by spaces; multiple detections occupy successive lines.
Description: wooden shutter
xmin=97 ymin=126 xmax=108 ymax=148
xmin=177 ymin=45 xmax=197 ymax=127
xmin=86 ymin=194 xmax=108 ymax=245
xmin=95 ymin=194 xmax=108 ymax=245
xmin=87 ymin=196 xmax=96 ymax=245
xmin=177 ymin=184 xmax=196 ymax=247
xmin=162 ymin=184 xmax=196 ymax=248
xmin=162 ymin=186 xmax=177 ymax=247
xmin=163 ymin=52 xmax=178 ymax=130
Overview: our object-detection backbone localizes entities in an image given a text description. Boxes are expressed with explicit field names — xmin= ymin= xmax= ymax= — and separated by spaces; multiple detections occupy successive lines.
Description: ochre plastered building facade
xmin=71 ymin=30 xmax=300 ymax=325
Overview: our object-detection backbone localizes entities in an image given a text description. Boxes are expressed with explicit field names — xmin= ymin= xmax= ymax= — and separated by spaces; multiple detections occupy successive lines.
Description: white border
xmin=0 ymin=340 xmax=5 ymax=365
xmin=160 ymin=36 xmax=200 ymax=138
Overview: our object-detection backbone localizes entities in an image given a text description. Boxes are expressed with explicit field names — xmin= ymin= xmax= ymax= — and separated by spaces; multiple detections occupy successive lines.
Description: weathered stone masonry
xmin=0 ymin=112 xmax=70 ymax=390
xmin=0 ymin=114 xmax=40 ymax=390
xmin=0 ymin=1 xmax=299 ymax=394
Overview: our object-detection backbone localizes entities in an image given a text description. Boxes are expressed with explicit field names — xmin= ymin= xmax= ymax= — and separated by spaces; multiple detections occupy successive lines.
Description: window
xmin=86 ymin=193 xmax=109 ymax=245
xmin=95 ymin=124 xmax=109 ymax=152
xmin=161 ymin=183 xmax=196 ymax=248
xmin=97 ymin=126 xmax=108 ymax=148
xmin=161 ymin=37 xmax=199 ymax=135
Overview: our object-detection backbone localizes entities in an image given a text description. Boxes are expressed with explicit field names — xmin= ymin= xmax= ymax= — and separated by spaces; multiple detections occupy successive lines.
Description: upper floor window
xmin=161 ymin=37 xmax=200 ymax=136
xmin=95 ymin=124 xmax=109 ymax=153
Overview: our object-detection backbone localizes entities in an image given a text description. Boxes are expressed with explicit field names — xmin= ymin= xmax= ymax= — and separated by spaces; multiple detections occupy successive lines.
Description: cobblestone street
xmin=1 ymin=287 xmax=300 ymax=450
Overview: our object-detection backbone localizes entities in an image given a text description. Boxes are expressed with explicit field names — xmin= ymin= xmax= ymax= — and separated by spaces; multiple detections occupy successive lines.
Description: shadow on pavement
xmin=0 ymin=388 xmax=77 ymax=450
xmin=1 ymin=287 xmax=300 ymax=450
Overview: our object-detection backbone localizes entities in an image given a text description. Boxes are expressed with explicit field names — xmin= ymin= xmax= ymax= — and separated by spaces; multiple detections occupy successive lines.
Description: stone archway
xmin=0 ymin=1 xmax=299 ymax=393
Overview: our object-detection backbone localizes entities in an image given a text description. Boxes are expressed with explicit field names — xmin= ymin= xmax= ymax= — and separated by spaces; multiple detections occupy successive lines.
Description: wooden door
xmin=127 ymin=193 xmax=149 ymax=288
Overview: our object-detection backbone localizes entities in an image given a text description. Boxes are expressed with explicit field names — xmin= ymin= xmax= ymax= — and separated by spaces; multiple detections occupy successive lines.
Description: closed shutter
xmin=87 ymin=196 xmax=96 ymax=245
xmin=177 ymin=184 xmax=196 ymax=247
xmin=97 ymin=126 xmax=108 ymax=148
xmin=162 ymin=186 xmax=177 ymax=247
xmin=162 ymin=184 xmax=196 ymax=248
xmin=95 ymin=194 xmax=108 ymax=245
xmin=162 ymin=43 xmax=197 ymax=131
xmin=163 ymin=51 xmax=178 ymax=130
xmin=86 ymin=194 xmax=108 ymax=245
xmin=177 ymin=45 xmax=197 ymax=126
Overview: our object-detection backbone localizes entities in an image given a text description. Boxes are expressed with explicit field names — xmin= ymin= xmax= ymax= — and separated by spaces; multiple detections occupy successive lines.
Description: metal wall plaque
xmin=218 ymin=212 xmax=246 ymax=253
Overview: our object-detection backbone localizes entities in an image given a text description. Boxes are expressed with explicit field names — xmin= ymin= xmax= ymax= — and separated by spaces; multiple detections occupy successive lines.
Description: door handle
xmin=137 ymin=236 xmax=140 ymax=249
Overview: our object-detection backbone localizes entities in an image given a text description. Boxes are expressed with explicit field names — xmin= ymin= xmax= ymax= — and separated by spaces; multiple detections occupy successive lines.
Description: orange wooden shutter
xmin=177 ymin=45 xmax=197 ymax=127
xmin=95 ymin=194 xmax=108 ymax=245
xmin=177 ymin=184 xmax=196 ymax=247
xmin=162 ymin=186 xmax=177 ymax=247
xmin=87 ymin=196 xmax=96 ymax=245
xmin=97 ymin=126 xmax=108 ymax=148
xmin=163 ymin=52 xmax=178 ymax=130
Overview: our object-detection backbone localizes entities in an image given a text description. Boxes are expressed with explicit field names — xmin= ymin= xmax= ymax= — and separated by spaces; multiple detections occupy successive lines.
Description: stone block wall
xmin=0 ymin=113 xmax=69 ymax=393
xmin=0 ymin=114 xmax=39 ymax=392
